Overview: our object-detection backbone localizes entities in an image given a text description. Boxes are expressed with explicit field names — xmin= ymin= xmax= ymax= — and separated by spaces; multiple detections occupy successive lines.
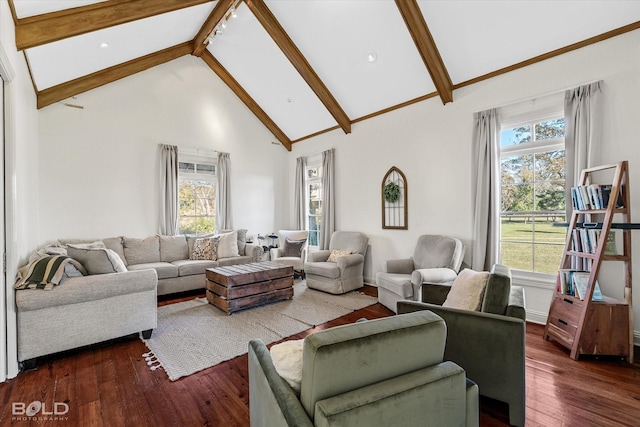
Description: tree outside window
xmin=178 ymin=160 xmax=216 ymax=235
xmin=500 ymin=118 xmax=566 ymax=274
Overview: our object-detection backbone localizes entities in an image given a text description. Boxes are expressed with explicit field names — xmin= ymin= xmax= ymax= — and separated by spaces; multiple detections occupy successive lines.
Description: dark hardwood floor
xmin=1 ymin=285 xmax=639 ymax=426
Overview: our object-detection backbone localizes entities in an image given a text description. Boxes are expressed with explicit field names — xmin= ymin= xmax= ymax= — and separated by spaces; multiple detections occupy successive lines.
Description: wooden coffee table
xmin=205 ymin=262 xmax=294 ymax=314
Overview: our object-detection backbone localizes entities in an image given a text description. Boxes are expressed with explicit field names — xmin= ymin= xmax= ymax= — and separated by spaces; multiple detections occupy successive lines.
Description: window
xmin=178 ymin=153 xmax=216 ymax=235
xmin=499 ymin=107 xmax=566 ymax=274
xmin=306 ymin=156 xmax=322 ymax=248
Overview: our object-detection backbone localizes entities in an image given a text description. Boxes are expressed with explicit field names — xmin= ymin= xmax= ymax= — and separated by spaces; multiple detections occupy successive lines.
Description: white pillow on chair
xmin=442 ymin=269 xmax=489 ymax=311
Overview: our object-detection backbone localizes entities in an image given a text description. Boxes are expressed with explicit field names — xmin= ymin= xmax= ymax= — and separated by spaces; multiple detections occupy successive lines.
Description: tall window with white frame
xmin=499 ymin=110 xmax=566 ymax=274
xmin=306 ymin=155 xmax=322 ymax=249
xmin=178 ymin=154 xmax=216 ymax=235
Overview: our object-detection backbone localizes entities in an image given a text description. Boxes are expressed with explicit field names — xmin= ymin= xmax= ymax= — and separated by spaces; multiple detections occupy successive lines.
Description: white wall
xmin=1 ymin=0 xmax=41 ymax=379
xmin=35 ymin=27 xmax=640 ymax=341
xmin=38 ymin=55 xmax=289 ymax=243
xmin=291 ymin=29 xmax=640 ymax=340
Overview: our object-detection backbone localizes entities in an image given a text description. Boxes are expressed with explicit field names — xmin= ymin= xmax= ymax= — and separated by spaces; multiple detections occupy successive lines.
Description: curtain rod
xmin=297 ymin=147 xmax=335 ymax=160
xmin=488 ymin=79 xmax=602 ymax=111
xmin=176 ymin=145 xmax=218 ymax=155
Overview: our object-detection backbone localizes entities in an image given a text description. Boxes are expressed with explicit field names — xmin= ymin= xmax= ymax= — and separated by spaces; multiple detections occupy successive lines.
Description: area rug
xmin=141 ymin=281 xmax=377 ymax=381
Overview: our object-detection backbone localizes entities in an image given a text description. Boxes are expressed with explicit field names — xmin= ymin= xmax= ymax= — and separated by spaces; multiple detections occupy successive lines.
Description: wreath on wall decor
xmin=383 ymin=182 xmax=400 ymax=203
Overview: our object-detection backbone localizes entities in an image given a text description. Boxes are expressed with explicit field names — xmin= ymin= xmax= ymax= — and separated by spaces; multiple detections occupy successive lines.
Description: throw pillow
xmin=327 ymin=249 xmax=352 ymax=262
xmin=270 ymin=339 xmax=304 ymax=394
xmin=67 ymin=246 xmax=128 ymax=275
xmin=217 ymin=231 xmax=240 ymax=259
xmin=217 ymin=229 xmax=248 ymax=256
xmin=189 ymin=237 xmax=219 ymax=260
xmin=14 ymin=255 xmax=72 ymax=290
xmin=282 ymin=238 xmax=306 ymax=258
xmin=442 ymin=269 xmax=490 ymax=311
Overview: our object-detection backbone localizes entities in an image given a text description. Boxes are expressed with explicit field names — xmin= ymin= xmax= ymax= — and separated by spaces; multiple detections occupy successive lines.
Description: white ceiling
xmin=11 ymin=0 xmax=640 ymax=146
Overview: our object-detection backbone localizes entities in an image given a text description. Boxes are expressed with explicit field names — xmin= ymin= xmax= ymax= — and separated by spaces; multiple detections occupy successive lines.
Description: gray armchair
xmin=270 ymin=230 xmax=309 ymax=278
xmin=398 ymin=264 xmax=526 ymax=427
xmin=376 ymin=234 xmax=465 ymax=313
xmin=304 ymin=231 xmax=368 ymax=294
xmin=248 ymin=310 xmax=479 ymax=427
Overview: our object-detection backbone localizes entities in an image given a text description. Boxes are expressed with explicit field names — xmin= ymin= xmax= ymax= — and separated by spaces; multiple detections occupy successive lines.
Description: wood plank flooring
xmin=1 ymin=285 xmax=639 ymax=426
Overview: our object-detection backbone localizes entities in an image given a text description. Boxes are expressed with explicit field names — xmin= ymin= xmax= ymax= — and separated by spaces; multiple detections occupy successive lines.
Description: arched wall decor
xmin=381 ymin=166 xmax=408 ymax=229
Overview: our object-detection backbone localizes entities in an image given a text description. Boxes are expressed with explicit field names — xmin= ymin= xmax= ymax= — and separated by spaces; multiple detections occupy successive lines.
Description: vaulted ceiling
xmin=9 ymin=0 xmax=640 ymax=151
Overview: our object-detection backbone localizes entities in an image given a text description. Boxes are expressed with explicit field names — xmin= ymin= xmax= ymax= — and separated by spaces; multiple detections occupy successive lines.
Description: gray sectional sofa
xmin=15 ymin=230 xmax=261 ymax=366
xmin=62 ymin=231 xmax=262 ymax=296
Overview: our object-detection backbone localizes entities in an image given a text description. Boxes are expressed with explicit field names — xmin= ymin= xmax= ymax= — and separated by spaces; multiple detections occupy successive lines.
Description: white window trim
xmin=306 ymin=154 xmax=322 ymax=250
xmin=498 ymin=102 xmax=566 ymax=277
xmin=178 ymin=149 xmax=217 ymax=235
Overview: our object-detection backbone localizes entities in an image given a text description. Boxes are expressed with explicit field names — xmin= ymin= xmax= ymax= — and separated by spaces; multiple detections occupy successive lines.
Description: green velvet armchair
xmin=248 ymin=311 xmax=479 ymax=427
xmin=398 ymin=264 xmax=526 ymax=427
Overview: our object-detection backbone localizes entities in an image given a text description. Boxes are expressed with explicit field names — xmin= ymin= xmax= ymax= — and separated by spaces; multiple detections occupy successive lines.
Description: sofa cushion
xmin=442 ymin=269 xmax=489 ymax=311
xmin=217 ymin=256 xmax=251 ymax=267
xmin=173 ymin=259 xmax=220 ymax=276
xmin=217 ymin=231 xmax=240 ymax=259
xmin=375 ymin=273 xmax=414 ymax=299
xmin=67 ymin=246 xmax=127 ymax=275
xmin=127 ymin=262 xmax=178 ymax=279
xmin=159 ymin=235 xmax=189 ymax=262
xmin=304 ymin=262 xmax=341 ymax=279
xmin=123 ymin=236 xmax=160 ymax=265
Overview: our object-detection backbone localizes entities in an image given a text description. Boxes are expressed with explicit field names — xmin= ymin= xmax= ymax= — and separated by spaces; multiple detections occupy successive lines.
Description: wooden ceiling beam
xmin=37 ymin=42 xmax=193 ymax=109
xmin=201 ymin=50 xmax=292 ymax=151
xmin=245 ymin=0 xmax=351 ymax=134
xmin=15 ymin=0 xmax=213 ymax=51
xmin=192 ymin=0 xmax=238 ymax=57
xmin=395 ymin=0 xmax=453 ymax=104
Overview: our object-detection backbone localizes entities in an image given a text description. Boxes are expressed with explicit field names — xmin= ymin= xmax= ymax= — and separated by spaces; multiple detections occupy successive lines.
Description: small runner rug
xmin=141 ymin=281 xmax=377 ymax=381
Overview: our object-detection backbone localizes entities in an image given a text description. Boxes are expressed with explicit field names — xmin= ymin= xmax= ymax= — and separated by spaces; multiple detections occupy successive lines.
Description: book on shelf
xmin=571 ymin=184 xmax=624 ymax=210
xmin=570 ymin=227 xmax=617 ymax=255
xmin=604 ymin=231 xmax=618 ymax=256
xmin=571 ymin=272 xmax=604 ymax=301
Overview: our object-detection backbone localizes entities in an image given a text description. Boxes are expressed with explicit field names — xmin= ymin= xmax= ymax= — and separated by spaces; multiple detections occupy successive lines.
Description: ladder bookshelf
xmin=543 ymin=161 xmax=634 ymax=362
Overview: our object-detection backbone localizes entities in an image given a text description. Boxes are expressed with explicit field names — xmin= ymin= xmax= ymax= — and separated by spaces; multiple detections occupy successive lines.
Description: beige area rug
xmin=141 ymin=281 xmax=377 ymax=381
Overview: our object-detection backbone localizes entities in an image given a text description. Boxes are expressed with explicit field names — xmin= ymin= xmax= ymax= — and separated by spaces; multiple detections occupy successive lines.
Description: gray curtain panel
xmin=294 ymin=156 xmax=307 ymax=230
xmin=471 ymin=109 xmax=501 ymax=271
xmin=158 ymin=144 xmax=179 ymax=236
xmin=564 ymin=81 xmax=602 ymax=269
xmin=564 ymin=81 xmax=602 ymax=216
xmin=216 ymin=152 xmax=232 ymax=230
xmin=320 ymin=148 xmax=335 ymax=250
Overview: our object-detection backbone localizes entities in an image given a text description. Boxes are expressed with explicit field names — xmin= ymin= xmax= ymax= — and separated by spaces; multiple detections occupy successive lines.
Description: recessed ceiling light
xmin=366 ymin=52 xmax=377 ymax=63
xmin=99 ymin=42 xmax=109 ymax=48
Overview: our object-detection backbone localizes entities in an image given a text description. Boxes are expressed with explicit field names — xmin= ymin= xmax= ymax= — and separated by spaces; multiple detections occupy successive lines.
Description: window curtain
xmin=216 ymin=152 xmax=232 ymax=230
xmin=294 ymin=156 xmax=307 ymax=230
xmin=564 ymin=81 xmax=602 ymax=270
xmin=158 ymin=144 xmax=179 ymax=235
xmin=471 ymin=109 xmax=501 ymax=271
xmin=319 ymin=148 xmax=335 ymax=250
xmin=564 ymin=81 xmax=602 ymax=216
